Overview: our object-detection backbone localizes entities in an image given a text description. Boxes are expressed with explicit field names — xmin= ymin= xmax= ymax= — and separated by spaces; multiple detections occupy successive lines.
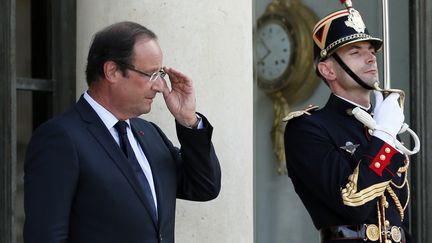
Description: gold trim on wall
xmin=256 ymin=0 xmax=319 ymax=174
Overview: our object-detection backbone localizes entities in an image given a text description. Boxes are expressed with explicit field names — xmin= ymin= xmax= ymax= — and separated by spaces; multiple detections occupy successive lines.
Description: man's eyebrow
xmin=347 ymin=43 xmax=374 ymax=51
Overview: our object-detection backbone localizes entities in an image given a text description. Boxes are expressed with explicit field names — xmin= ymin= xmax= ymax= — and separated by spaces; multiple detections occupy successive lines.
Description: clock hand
xmin=257 ymin=37 xmax=272 ymax=63
xmin=259 ymin=50 xmax=271 ymax=63
xmin=259 ymin=36 xmax=271 ymax=51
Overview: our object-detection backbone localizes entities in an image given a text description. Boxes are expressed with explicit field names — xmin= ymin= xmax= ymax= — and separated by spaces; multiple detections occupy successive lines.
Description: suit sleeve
xmin=151 ymin=113 xmax=221 ymax=201
xmin=284 ymin=117 xmax=405 ymax=222
xmin=24 ymin=121 xmax=79 ymax=243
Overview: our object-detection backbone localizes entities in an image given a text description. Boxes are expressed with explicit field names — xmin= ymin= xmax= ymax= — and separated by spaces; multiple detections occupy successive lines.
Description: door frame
xmin=410 ymin=0 xmax=432 ymax=242
xmin=0 ymin=0 xmax=76 ymax=242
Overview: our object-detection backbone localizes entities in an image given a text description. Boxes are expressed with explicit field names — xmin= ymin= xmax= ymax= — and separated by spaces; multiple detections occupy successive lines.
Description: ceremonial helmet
xmin=312 ymin=2 xmax=383 ymax=64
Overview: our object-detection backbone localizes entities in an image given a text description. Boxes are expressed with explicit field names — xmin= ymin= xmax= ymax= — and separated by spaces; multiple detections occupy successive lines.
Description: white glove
xmin=372 ymin=91 xmax=404 ymax=147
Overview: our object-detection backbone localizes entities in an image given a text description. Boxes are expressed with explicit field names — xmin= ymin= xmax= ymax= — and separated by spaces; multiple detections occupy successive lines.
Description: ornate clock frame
xmin=256 ymin=0 xmax=319 ymax=174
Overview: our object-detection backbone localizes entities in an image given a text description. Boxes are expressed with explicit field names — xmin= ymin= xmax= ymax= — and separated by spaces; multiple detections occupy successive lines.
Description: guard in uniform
xmin=284 ymin=4 xmax=410 ymax=243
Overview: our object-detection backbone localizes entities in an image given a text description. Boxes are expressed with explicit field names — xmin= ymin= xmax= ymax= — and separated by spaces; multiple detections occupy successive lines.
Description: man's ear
xmin=103 ymin=61 xmax=119 ymax=83
xmin=317 ymin=61 xmax=336 ymax=81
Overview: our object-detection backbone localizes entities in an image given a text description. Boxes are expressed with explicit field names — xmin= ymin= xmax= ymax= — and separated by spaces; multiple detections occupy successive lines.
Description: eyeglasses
xmin=118 ymin=62 xmax=166 ymax=82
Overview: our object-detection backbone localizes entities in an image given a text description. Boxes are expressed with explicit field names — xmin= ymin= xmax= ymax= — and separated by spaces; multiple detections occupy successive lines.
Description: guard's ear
xmin=317 ymin=60 xmax=336 ymax=82
xmin=103 ymin=61 xmax=119 ymax=83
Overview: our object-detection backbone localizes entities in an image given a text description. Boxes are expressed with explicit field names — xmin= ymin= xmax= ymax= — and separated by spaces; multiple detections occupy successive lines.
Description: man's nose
xmin=366 ymin=52 xmax=376 ymax=64
xmin=151 ymin=78 xmax=165 ymax=93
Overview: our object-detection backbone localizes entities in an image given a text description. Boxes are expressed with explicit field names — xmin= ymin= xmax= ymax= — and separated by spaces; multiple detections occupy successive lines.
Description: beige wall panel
xmin=77 ymin=1 xmax=253 ymax=242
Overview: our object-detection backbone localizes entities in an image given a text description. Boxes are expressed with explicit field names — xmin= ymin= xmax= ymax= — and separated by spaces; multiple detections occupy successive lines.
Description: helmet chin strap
xmin=332 ymin=53 xmax=375 ymax=90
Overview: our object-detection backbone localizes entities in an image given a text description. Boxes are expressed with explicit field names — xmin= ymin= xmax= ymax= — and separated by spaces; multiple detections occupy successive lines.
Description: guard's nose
xmin=366 ymin=51 xmax=376 ymax=64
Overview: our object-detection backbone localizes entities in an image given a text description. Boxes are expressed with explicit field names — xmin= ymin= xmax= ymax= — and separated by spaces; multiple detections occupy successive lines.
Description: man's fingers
xmin=385 ymin=92 xmax=400 ymax=102
xmin=373 ymin=90 xmax=383 ymax=108
xmin=164 ymin=66 xmax=192 ymax=84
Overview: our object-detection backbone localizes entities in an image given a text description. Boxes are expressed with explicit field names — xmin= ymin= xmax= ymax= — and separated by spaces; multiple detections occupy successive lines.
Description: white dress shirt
xmin=84 ymin=92 xmax=158 ymax=210
xmin=335 ymin=94 xmax=371 ymax=110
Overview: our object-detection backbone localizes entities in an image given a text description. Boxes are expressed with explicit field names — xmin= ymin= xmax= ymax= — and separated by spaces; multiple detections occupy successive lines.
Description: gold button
xmin=320 ymin=49 xmax=327 ymax=57
xmin=385 ymin=201 xmax=389 ymax=208
xmin=385 ymin=147 xmax=391 ymax=153
xmin=385 ymin=220 xmax=390 ymax=227
xmin=391 ymin=226 xmax=402 ymax=242
xmin=374 ymin=162 xmax=381 ymax=168
xmin=380 ymin=155 xmax=386 ymax=160
xmin=365 ymin=224 xmax=380 ymax=241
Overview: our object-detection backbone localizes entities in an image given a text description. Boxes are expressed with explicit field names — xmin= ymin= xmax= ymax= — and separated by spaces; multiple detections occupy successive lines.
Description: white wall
xmin=76 ymin=1 xmax=253 ymax=242
xmin=254 ymin=0 xmax=409 ymax=242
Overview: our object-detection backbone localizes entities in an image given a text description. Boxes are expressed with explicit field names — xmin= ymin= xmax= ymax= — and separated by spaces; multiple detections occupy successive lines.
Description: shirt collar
xmin=83 ymin=91 xmax=130 ymax=129
xmin=334 ymin=94 xmax=371 ymax=110
xmin=326 ymin=94 xmax=373 ymax=118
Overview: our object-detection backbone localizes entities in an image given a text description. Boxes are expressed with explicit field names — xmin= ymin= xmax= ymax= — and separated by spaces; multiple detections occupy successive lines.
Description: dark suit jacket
xmin=23 ymin=96 xmax=221 ymax=243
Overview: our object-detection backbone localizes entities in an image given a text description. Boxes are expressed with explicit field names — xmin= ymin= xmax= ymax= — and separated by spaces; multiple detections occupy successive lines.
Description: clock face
xmin=256 ymin=20 xmax=292 ymax=85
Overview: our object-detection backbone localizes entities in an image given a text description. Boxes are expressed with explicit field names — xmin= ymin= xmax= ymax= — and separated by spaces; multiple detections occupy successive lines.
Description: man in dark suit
xmin=24 ymin=21 xmax=221 ymax=243
xmin=284 ymin=3 xmax=411 ymax=243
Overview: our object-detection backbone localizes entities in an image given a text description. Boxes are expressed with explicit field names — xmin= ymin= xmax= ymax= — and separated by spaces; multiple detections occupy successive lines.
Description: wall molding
xmin=410 ymin=0 xmax=432 ymax=242
xmin=0 ymin=0 xmax=17 ymax=242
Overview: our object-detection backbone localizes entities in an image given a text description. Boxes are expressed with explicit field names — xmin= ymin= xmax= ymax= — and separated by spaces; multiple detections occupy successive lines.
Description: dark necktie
xmin=114 ymin=121 xmax=157 ymax=219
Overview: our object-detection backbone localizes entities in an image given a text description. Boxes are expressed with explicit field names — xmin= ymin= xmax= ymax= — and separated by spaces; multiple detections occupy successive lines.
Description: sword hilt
xmin=339 ymin=0 xmax=353 ymax=8
xmin=373 ymin=82 xmax=405 ymax=112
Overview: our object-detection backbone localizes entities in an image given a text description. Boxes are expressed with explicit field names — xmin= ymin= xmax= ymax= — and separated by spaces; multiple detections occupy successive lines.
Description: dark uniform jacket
xmin=284 ymin=94 xmax=410 ymax=242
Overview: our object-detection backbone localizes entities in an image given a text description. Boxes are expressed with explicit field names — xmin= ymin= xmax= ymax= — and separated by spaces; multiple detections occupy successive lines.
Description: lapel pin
xmin=340 ymin=141 xmax=360 ymax=155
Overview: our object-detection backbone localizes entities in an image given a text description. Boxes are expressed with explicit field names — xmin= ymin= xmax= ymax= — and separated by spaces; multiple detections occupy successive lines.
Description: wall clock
xmin=255 ymin=0 xmax=319 ymax=174
xmin=256 ymin=13 xmax=293 ymax=91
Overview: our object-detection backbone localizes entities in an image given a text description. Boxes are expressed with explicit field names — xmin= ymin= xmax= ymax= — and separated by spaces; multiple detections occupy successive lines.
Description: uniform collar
xmin=334 ymin=94 xmax=371 ymax=110
xmin=326 ymin=93 xmax=373 ymax=117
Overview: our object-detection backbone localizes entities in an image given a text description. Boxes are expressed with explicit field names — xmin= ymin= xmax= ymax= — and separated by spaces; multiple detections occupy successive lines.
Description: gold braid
xmin=379 ymin=196 xmax=387 ymax=242
xmin=377 ymin=201 xmax=383 ymax=243
xmin=397 ymin=154 xmax=410 ymax=174
xmin=386 ymin=186 xmax=404 ymax=221
xmin=374 ymin=147 xmax=411 ymax=242
xmin=386 ymin=154 xmax=411 ymax=221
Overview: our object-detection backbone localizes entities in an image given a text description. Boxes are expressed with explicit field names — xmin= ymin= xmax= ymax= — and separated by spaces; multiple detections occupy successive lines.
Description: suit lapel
xmin=130 ymin=120 xmax=164 ymax=224
xmin=75 ymin=96 xmax=158 ymax=227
